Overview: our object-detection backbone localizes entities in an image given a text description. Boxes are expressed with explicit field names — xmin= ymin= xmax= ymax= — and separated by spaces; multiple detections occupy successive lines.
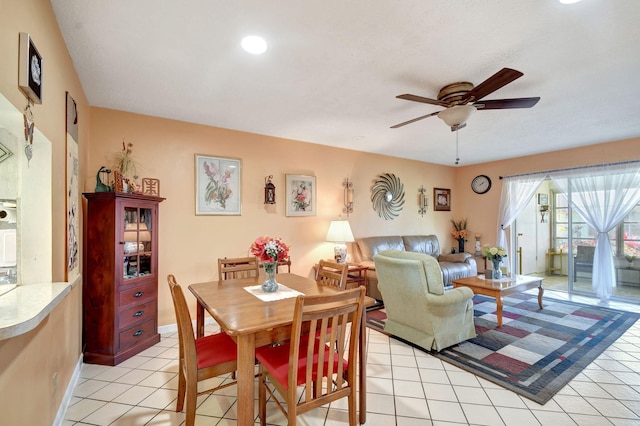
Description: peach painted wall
xmin=456 ymin=137 xmax=640 ymax=247
xmin=0 ymin=0 xmax=88 ymax=424
xmin=88 ymin=108 xmax=640 ymax=327
xmin=87 ymin=108 xmax=458 ymax=325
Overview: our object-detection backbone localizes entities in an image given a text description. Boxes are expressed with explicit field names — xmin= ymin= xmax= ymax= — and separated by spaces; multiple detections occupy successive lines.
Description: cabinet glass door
xmin=122 ymin=207 xmax=153 ymax=280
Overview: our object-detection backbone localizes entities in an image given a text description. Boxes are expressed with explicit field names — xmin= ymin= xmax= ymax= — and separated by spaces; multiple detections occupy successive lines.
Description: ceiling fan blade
xmin=475 ymin=97 xmax=540 ymax=110
xmin=463 ymin=68 xmax=524 ymax=103
xmin=390 ymin=111 xmax=440 ymax=129
xmin=396 ymin=94 xmax=449 ymax=107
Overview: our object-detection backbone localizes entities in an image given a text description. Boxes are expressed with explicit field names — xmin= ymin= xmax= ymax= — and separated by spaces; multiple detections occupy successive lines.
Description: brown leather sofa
xmin=351 ymin=235 xmax=477 ymax=301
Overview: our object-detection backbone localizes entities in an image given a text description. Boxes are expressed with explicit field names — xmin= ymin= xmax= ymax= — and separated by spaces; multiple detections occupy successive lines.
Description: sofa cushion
xmin=355 ymin=236 xmax=405 ymax=261
xmin=402 ymin=235 xmax=440 ymax=258
xmin=439 ymin=261 xmax=476 ymax=288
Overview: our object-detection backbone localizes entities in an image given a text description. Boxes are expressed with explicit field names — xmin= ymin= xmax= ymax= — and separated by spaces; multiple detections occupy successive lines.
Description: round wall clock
xmin=371 ymin=173 xmax=405 ymax=220
xmin=471 ymin=175 xmax=492 ymax=194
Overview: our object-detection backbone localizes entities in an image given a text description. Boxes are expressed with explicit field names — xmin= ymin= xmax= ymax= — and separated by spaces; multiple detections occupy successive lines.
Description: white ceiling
xmin=51 ymin=0 xmax=640 ymax=166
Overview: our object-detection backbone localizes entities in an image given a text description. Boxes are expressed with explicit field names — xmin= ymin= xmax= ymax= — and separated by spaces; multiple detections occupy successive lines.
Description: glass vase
xmin=458 ymin=238 xmax=465 ymax=253
xmin=261 ymin=261 xmax=278 ymax=292
xmin=491 ymin=259 xmax=502 ymax=280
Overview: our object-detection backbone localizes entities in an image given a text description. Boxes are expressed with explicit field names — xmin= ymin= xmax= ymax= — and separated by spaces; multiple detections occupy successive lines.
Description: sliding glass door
xmin=549 ymin=189 xmax=640 ymax=302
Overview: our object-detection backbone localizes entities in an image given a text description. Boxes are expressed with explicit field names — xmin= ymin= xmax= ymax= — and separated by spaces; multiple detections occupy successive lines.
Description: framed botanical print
xmin=433 ymin=187 xmax=451 ymax=211
xmin=286 ymin=174 xmax=316 ymax=217
xmin=195 ymin=155 xmax=242 ymax=215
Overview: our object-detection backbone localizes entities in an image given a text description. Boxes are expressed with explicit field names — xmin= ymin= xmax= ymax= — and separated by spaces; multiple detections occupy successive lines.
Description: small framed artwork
xmin=433 ymin=188 xmax=451 ymax=211
xmin=18 ymin=32 xmax=43 ymax=104
xmin=286 ymin=174 xmax=316 ymax=216
xmin=537 ymin=193 xmax=549 ymax=206
xmin=195 ymin=155 xmax=242 ymax=215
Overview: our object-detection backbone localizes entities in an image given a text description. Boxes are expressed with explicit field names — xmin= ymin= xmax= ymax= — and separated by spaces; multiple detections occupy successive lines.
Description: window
xmin=552 ymin=190 xmax=637 ymax=256
xmin=620 ymin=205 xmax=640 ymax=259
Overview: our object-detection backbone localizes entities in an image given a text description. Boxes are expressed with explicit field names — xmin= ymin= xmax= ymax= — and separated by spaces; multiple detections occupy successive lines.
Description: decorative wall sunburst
xmin=371 ymin=173 xmax=405 ymax=220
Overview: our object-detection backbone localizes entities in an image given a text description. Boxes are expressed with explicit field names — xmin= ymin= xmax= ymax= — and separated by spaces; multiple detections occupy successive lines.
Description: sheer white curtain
xmin=496 ymin=174 xmax=546 ymax=272
xmin=549 ymin=162 xmax=640 ymax=301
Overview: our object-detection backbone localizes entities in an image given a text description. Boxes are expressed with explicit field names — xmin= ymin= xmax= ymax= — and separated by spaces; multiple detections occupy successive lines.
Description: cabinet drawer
xmin=119 ymin=282 xmax=156 ymax=306
xmin=119 ymin=301 xmax=157 ymax=330
xmin=119 ymin=318 xmax=156 ymax=350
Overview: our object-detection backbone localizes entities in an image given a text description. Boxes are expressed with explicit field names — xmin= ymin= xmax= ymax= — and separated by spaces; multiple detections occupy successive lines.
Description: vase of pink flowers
xmin=250 ymin=236 xmax=290 ymax=292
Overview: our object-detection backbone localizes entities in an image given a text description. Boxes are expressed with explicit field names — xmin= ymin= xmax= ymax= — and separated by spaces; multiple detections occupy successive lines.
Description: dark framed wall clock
xmin=471 ymin=174 xmax=492 ymax=194
xmin=18 ymin=32 xmax=43 ymax=104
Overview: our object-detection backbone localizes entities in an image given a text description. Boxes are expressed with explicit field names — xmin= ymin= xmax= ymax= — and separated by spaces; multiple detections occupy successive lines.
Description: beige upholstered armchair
xmin=373 ymin=250 xmax=476 ymax=351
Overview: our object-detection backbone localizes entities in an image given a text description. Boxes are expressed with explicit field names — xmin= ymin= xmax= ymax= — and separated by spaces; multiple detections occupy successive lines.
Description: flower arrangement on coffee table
xmin=250 ymin=236 xmax=290 ymax=292
xmin=482 ymin=245 xmax=508 ymax=279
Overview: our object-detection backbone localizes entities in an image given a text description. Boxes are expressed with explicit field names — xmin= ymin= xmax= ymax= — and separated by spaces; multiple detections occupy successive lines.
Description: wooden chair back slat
xmin=315 ymin=259 xmax=349 ymax=290
xmin=218 ymin=256 xmax=259 ymax=281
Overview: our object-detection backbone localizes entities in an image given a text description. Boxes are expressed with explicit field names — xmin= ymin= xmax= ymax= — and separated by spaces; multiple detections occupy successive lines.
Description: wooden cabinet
xmin=82 ymin=192 xmax=165 ymax=365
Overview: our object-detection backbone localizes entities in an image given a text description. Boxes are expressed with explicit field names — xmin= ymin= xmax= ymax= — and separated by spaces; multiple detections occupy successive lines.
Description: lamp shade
xmin=437 ymin=105 xmax=476 ymax=127
xmin=326 ymin=220 xmax=354 ymax=243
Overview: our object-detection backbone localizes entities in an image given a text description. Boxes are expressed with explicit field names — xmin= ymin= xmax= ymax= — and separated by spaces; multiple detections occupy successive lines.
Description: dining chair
xmin=277 ymin=257 xmax=292 ymax=273
xmin=217 ymin=256 xmax=259 ymax=281
xmin=167 ymin=275 xmax=238 ymax=426
xmin=256 ymin=286 xmax=366 ymax=426
xmin=259 ymin=257 xmax=292 ymax=273
xmin=315 ymin=259 xmax=349 ymax=290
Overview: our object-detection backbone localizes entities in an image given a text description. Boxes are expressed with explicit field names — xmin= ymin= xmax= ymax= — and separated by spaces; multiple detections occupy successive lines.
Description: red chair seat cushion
xmin=256 ymin=336 xmax=348 ymax=390
xmin=196 ymin=332 xmax=237 ymax=369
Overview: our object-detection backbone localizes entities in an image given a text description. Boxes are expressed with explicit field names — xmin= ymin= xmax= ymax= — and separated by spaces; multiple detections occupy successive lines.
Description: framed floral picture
xmin=195 ymin=155 xmax=241 ymax=215
xmin=286 ymin=174 xmax=316 ymax=216
xmin=434 ymin=187 xmax=451 ymax=211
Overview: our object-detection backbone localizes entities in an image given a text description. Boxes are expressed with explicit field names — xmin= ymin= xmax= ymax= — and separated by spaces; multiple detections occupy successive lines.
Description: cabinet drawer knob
xmin=133 ymin=310 xmax=144 ymax=317
xmin=133 ymin=330 xmax=144 ymax=337
xmin=134 ymin=291 xmax=144 ymax=297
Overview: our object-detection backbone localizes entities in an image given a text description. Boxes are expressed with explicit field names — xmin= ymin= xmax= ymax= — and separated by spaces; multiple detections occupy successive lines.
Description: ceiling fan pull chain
xmin=455 ymin=130 xmax=460 ymax=165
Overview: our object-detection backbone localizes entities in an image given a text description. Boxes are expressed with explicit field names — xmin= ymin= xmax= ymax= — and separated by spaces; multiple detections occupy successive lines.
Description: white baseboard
xmin=53 ymin=354 xmax=83 ymax=426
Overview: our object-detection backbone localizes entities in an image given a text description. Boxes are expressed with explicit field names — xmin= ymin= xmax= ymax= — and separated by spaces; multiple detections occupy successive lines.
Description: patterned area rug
xmin=366 ymin=292 xmax=639 ymax=404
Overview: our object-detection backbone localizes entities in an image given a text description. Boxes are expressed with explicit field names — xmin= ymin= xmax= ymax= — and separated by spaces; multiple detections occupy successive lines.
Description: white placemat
xmin=244 ymin=283 xmax=303 ymax=302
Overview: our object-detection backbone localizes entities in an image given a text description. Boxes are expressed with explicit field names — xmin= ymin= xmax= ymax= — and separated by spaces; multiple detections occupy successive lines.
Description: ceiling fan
xmin=391 ymin=67 xmax=540 ymax=131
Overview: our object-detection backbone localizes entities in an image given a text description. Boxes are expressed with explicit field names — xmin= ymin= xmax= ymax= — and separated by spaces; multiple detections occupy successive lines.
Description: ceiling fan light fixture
xmin=437 ymin=105 xmax=476 ymax=129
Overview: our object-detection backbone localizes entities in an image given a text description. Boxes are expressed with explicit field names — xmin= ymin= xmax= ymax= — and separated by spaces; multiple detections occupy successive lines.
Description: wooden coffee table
xmin=453 ymin=275 xmax=544 ymax=327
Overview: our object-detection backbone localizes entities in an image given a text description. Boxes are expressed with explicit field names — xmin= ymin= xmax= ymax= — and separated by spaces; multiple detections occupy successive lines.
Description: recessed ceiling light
xmin=241 ymin=36 xmax=268 ymax=54
xmin=558 ymin=0 xmax=583 ymax=4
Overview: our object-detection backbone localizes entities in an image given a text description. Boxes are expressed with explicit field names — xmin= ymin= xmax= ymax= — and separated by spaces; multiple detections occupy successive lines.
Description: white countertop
xmin=0 ymin=282 xmax=72 ymax=340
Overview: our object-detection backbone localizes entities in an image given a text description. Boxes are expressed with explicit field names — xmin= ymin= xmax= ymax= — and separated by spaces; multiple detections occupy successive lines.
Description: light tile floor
xmin=63 ymin=290 xmax=640 ymax=425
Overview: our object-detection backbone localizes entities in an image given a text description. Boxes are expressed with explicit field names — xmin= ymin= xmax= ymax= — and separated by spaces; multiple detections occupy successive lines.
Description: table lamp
xmin=326 ymin=219 xmax=355 ymax=263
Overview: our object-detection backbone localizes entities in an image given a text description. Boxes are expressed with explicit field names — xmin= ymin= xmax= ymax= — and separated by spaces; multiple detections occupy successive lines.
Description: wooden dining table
xmin=189 ymin=272 xmax=374 ymax=425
